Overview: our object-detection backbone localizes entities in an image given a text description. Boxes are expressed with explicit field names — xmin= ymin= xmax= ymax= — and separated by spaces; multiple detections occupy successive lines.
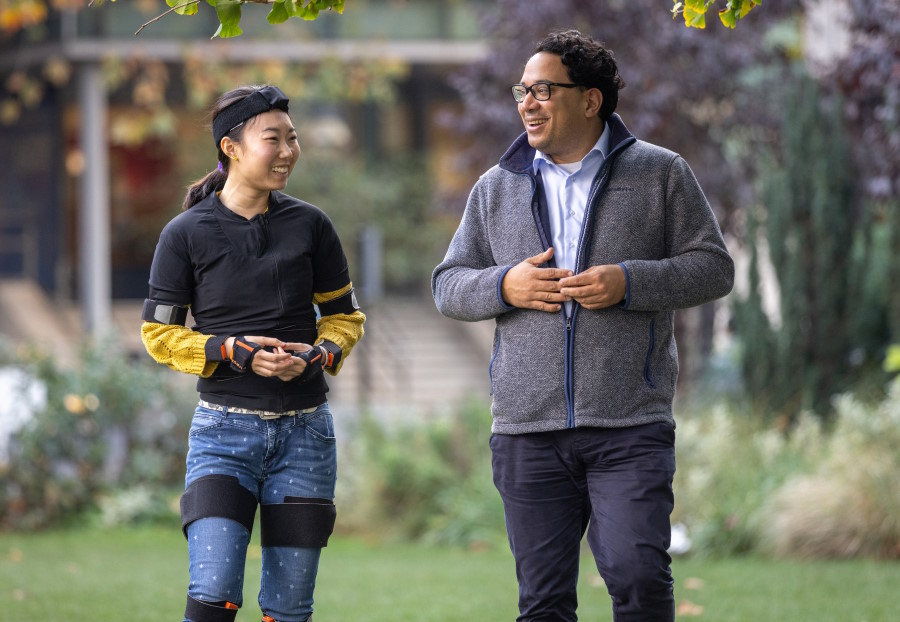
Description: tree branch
xmin=135 ymin=0 xmax=202 ymax=36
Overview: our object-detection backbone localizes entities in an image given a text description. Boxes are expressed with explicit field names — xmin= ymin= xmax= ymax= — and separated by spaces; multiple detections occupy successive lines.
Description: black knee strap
xmin=181 ymin=474 xmax=258 ymax=539
xmin=184 ymin=595 xmax=239 ymax=622
xmin=260 ymin=496 xmax=336 ymax=548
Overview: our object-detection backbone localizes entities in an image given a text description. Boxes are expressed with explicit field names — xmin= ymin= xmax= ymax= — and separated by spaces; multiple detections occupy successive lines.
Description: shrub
xmin=674 ymin=379 xmax=900 ymax=559
xmin=0 ymin=337 xmax=195 ymax=530
xmin=336 ymin=397 xmax=505 ymax=548
xmin=673 ymin=405 xmax=822 ymax=557
xmin=761 ymin=379 xmax=900 ymax=559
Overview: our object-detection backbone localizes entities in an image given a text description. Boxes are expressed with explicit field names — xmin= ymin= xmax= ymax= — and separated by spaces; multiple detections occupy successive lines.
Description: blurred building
xmin=1 ymin=1 xmax=487 ymax=299
xmin=0 ymin=1 xmax=493 ymax=415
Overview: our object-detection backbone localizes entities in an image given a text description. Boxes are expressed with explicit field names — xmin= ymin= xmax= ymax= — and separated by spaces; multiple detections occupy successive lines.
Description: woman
xmin=141 ymin=85 xmax=365 ymax=622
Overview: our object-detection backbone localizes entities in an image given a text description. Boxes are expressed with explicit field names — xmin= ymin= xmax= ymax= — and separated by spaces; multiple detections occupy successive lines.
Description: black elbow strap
xmin=260 ymin=496 xmax=336 ymax=548
xmin=317 ymin=288 xmax=360 ymax=317
xmin=142 ymin=299 xmax=189 ymax=326
xmin=180 ymin=474 xmax=258 ymax=539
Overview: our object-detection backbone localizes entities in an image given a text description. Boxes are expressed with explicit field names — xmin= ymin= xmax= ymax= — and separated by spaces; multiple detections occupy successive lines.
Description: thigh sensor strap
xmin=260 ymin=496 xmax=336 ymax=548
xmin=180 ymin=474 xmax=258 ymax=539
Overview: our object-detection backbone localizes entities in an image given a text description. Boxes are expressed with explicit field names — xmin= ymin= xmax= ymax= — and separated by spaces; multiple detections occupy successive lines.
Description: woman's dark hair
xmin=182 ymin=86 xmax=262 ymax=210
xmin=533 ymin=30 xmax=625 ymax=121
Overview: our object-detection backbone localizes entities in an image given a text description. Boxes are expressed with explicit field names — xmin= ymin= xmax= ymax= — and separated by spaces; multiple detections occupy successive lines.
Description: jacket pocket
xmin=489 ymin=330 xmax=501 ymax=395
xmin=643 ymin=319 xmax=656 ymax=389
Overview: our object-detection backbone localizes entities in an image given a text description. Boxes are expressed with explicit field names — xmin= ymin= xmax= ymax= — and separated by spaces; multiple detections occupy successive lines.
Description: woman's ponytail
xmin=182 ymin=158 xmax=229 ymax=210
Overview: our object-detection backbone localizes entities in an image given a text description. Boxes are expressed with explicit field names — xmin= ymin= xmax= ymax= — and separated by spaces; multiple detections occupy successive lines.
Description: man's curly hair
xmin=533 ymin=30 xmax=625 ymax=121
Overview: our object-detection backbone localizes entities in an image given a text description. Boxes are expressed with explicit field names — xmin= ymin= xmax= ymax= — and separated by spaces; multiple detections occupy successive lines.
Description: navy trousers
xmin=490 ymin=422 xmax=676 ymax=622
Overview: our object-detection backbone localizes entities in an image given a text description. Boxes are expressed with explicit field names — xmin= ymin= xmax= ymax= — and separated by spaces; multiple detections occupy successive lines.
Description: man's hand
xmin=501 ymin=247 xmax=573 ymax=312
xmin=559 ymin=264 xmax=626 ymax=310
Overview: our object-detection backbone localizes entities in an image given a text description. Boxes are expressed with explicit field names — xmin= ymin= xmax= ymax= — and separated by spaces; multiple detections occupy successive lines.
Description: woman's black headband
xmin=212 ymin=85 xmax=290 ymax=148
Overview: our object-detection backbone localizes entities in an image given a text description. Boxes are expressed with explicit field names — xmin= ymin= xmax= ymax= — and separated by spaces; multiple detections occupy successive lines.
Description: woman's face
xmin=229 ymin=109 xmax=301 ymax=192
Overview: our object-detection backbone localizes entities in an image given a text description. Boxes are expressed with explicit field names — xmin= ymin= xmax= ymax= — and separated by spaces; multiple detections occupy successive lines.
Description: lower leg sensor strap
xmin=184 ymin=595 xmax=239 ymax=622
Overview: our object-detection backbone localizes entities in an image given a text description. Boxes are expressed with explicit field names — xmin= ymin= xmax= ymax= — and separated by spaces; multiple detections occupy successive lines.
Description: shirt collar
xmin=533 ymin=122 xmax=610 ymax=175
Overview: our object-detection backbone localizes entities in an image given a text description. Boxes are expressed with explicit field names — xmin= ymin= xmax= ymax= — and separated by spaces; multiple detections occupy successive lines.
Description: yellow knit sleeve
xmin=313 ymin=283 xmax=366 ymax=375
xmin=141 ymin=321 xmax=220 ymax=377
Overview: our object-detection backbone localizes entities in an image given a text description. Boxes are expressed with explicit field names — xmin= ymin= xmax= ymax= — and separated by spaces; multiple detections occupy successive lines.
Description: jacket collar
xmin=499 ymin=113 xmax=636 ymax=175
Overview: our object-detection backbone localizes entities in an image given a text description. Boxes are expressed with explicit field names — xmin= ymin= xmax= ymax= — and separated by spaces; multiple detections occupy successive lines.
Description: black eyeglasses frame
xmin=511 ymin=81 xmax=581 ymax=102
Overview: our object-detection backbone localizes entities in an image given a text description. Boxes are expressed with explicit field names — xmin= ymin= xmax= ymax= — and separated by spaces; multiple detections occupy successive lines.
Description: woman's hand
xmin=225 ymin=336 xmax=294 ymax=377
xmin=274 ymin=343 xmax=319 ymax=382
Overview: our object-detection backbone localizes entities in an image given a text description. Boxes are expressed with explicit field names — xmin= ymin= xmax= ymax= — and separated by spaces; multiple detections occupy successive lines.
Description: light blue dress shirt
xmin=533 ymin=125 xmax=610 ymax=313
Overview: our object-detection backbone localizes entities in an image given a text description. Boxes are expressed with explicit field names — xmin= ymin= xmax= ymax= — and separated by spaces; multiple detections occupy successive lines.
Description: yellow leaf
xmin=885 ymin=344 xmax=900 ymax=372
xmin=740 ymin=0 xmax=759 ymax=19
xmin=683 ymin=6 xmax=707 ymax=28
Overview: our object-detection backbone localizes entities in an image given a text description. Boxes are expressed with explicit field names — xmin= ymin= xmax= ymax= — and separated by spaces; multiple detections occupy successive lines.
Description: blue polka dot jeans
xmin=183 ymin=402 xmax=337 ymax=622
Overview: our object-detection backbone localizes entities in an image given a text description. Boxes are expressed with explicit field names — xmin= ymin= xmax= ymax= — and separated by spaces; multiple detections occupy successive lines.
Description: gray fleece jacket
xmin=432 ymin=114 xmax=734 ymax=434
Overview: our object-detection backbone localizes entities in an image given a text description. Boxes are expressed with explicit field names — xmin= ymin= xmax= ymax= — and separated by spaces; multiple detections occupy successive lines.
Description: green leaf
xmin=166 ymin=0 xmax=200 ymax=17
xmin=719 ymin=7 xmax=737 ymax=28
xmin=268 ymin=1 xmax=290 ymax=25
xmin=283 ymin=0 xmax=344 ymax=20
xmin=298 ymin=7 xmax=322 ymax=21
xmin=286 ymin=0 xmax=320 ymax=21
xmin=213 ymin=0 xmax=242 ymax=39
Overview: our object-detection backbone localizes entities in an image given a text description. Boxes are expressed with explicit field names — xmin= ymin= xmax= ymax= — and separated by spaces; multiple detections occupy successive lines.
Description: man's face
xmin=518 ymin=52 xmax=595 ymax=164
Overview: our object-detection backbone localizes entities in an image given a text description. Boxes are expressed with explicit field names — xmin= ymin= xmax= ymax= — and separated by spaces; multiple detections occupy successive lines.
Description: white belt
xmin=198 ymin=399 xmax=319 ymax=420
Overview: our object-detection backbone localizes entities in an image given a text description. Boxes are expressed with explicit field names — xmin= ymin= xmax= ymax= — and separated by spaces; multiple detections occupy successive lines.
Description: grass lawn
xmin=1 ymin=524 xmax=898 ymax=621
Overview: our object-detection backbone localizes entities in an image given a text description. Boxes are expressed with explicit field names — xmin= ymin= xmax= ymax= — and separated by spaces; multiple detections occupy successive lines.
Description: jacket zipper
xmin=262 ymin=212 xmax=286 ymax=313
xmin=562 ymin=168 xmax=610 ymax=428
xmin=564 ymin=313 xmax=575 ymax=427
xmin=522 ymin=171 xmax=575 ymax=426
xmin=521 ymin=166 xmax=610 ymax=429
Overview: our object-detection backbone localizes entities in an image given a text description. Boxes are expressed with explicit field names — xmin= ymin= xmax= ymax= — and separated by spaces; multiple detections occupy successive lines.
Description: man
xmin=432 ymin=30 xmax=734 ymax=621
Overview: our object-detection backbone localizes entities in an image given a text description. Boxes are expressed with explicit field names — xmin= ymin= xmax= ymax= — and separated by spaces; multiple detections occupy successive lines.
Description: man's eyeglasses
xmin=511 ymin=82 xmax=580 ymax=102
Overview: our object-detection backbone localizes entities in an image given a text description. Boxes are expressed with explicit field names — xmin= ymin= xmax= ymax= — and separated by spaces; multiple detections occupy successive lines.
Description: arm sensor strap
xmin=317 ymin=340 xmax=341 ymax=370
xmin=293 ymin=346 xmax=325 ymax=382
xmin=317 ymin=288 xmax=360 ymax=317
xmin=142 ymin=299 xmax=189 ymax=326
xmin=229 ymin=336 xmax=261 ymax=373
